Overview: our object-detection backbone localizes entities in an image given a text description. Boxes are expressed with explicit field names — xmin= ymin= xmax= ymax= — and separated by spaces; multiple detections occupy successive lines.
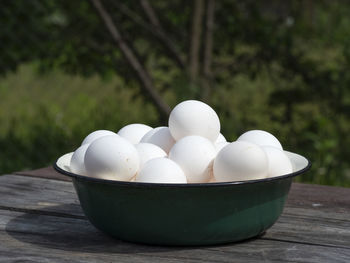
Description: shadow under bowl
xmin=54 ymin=151 xmax=311 ymax=246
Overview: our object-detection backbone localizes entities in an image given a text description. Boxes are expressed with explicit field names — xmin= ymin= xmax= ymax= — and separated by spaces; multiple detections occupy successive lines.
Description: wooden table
xmin=1 ymin=167 xmax=349 ymax=262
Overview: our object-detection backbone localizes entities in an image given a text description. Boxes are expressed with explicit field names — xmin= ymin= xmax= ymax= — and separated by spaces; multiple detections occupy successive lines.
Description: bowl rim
xmin=53 ymin=154 xmax=311 ymax=188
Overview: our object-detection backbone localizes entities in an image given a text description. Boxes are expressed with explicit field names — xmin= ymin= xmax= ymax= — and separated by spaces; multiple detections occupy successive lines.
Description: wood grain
xmin=288 ymin=183 xmax=350 ymax=213
xmin=0 ymin=172 xmax=349 ymax=262
xmin=14 ymin=166 xmax=350 ymax=212
xmin=1 ymin=209 xmax=349 ymax=263
xmin=0 ymin=174 xmax=82 ymax=217
xmin=0 ymin=175 xmax=349 ymax=248
xmin=14 ymin=166 xmax=70 ymax=182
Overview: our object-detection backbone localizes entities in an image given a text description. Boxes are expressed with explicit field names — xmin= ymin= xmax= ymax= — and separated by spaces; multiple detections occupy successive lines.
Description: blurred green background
xmin=0 ymin=0 xmax=349 ymax=186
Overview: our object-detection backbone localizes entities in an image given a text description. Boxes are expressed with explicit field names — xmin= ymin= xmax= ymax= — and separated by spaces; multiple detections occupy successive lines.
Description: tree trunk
xmin=201 ymin=0 xmax=215 ymax=101
xmin=189 ymin=0 xmax=204 ymax=82
xmin=140 ymin=0 xmax=161 ymax=28
xmin=139 ymin=0 xmax=185 ymax=69
xmin=90 ymin=0 xmax=171 ymax=121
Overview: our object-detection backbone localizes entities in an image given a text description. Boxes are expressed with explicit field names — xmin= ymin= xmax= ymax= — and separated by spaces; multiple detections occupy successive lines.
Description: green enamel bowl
xmin=54 ymin=151 xmax=310 ymax=246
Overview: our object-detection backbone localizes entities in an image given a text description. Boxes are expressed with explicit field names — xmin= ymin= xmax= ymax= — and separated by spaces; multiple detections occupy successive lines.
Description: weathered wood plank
xmin=14 ymin=166 xmax=70 ymax=182
xmin=0 ymin=174 xmax=82 ymax=217
xmin=266 ymin=211 xmax=350 ymax=248
xmin=288 ymin=183 xmax=350 ymax=213
xmin=0 ymin=174 xmax=349 ymax=250
xmin=13 ymin=166 xmax=350 ymax=213
xmin=1 ymin=209 xmax=350 ymax=263
xmin=1 ymin=174 xmax=349 ymax=218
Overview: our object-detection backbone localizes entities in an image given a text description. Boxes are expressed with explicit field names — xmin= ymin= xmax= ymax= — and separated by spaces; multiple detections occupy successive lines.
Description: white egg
xmin=215 ymin=133 xmax=227 ymax=144
xmin=262 ymin=146 xmax=293 ymax=177
xmin=136 ymin=157 xmax=187 ymax=183
xmin=81 ymin=130 xmax=118 ymax=145
xmin=140 ymin=126 xmax=175 ymax=154
xmin=215 ymin=141 xmax=230 ymax=153
xmin=237 ymin=130 xmax=283 ymax=150
xmin=168 ymin=100 xmax=220 ymax=142
xmin=84 ymin=135 xmax=139 ymax=181
xmin=213 ymin=141 xmax=268 ymax=182
xmin=70 ymin=144 xmax=90 ymax=175
xmin=140 ymin=127 xmax=161 ymax=143
xmin=117 ymin=123 xmax=152 ymax=144
xmin=169 ymin=135 xmax=216 ymax=183
xmin=135 ymin=143 xmax=167 ymax=168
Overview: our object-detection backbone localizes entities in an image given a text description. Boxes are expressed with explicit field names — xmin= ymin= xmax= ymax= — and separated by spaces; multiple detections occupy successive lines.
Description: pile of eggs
xmin=70 ymin=100 xmax=293 ymax=184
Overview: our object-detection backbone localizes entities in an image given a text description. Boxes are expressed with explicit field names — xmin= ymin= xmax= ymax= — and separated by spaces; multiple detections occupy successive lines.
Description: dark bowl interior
xmin=54 ymin=150 xmax=311 ymax=245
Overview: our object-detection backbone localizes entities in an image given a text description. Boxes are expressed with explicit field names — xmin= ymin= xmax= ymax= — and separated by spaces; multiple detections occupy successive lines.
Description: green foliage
xmin=0 ymin=64 xmax=158 ymax=172
xmin=0 ymin=1 xmax=349 ymax=186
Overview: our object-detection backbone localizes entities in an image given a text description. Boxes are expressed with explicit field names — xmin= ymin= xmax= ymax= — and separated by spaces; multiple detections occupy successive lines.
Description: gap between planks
xmin=0 ymin=174 xmax=349 ymax=252
xmin=1 ymin=209 xmax=350 ymax=263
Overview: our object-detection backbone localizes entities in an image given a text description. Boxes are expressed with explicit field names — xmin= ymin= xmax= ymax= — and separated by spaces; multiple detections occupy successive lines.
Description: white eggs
xmin=169 ymin=100 xmax=220 ymax=142
xmin=84 ymin=135 xmax=139 ymax=181
xmin=66 ymin=99 xmax=298 ymax=184
xmin=262 ymin=146 xmax=293 ymax=177
xmin=213 ymin=141 xmax=268 ymax=182
xmin=140 ymin=127 xmax=160 ymax=142
xmin=140 ymin=126 xmax=175 ymax=154
xmin=135 ymin=143 xmax=167 ymax=168
xmin=70 ymin=144 xmax=89 ymax=175
xmin=136 ymin=158 xmax=187 ymax=183
xmin=215 ymin=133 xmax=227 ymax=144
xmin=237 ymin=130 xmax=283 ymax=150
xmin=215 ymin=141 xmax=230 ymax=153
xmin=169 ymin=135 xmax=216 ymax=183
xmin=117 ymin=123 xmax=152 ymax=144
xmin=82 ymin=130 xmax=118 ymax=145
